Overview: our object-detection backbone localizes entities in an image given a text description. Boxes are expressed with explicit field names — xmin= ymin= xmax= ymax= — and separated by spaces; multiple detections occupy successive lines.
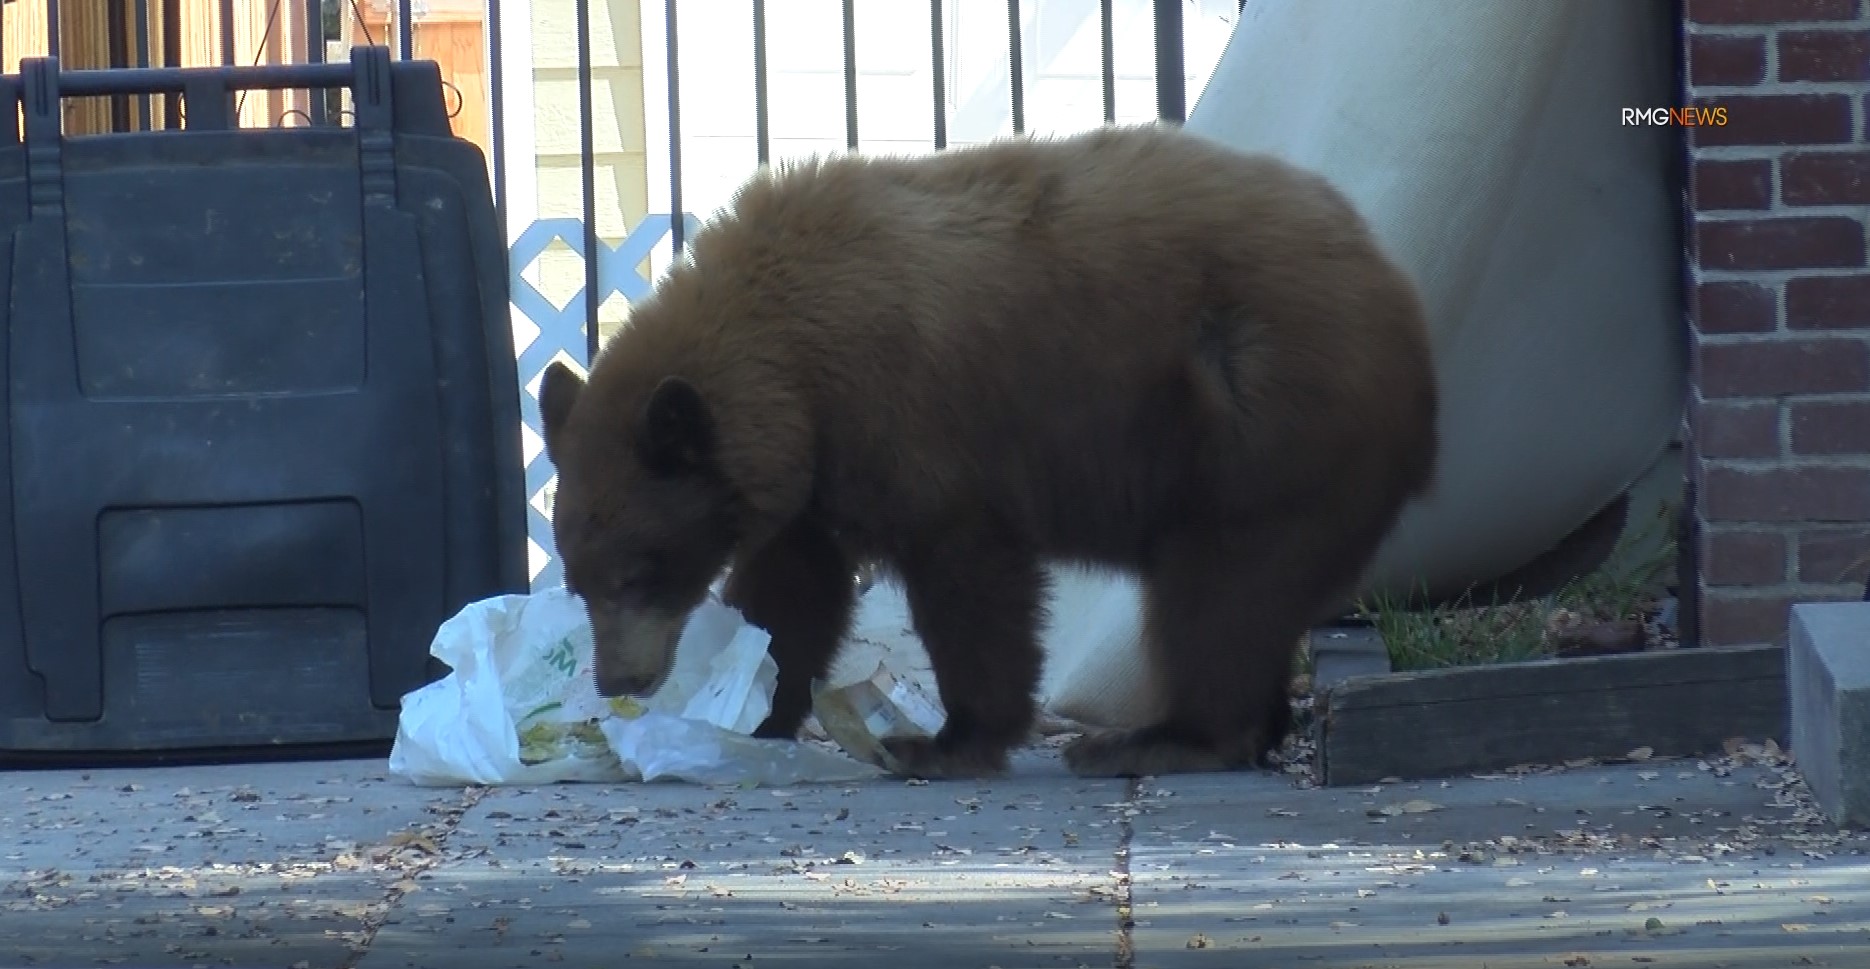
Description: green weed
xmin=1358 ymin=507 xmax=1678 ymax=672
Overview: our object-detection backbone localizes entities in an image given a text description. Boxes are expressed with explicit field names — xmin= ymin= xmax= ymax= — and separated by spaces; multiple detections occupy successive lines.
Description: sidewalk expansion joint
xmin=1113 ymin=776 xmax=1139 ymax=969
xmin=335 ymin=783 xmax=487 ymax=969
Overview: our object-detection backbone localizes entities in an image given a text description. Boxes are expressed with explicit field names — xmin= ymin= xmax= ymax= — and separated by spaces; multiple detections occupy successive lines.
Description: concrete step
xmin=1788 ymin=601 xmax=1870 ymax=828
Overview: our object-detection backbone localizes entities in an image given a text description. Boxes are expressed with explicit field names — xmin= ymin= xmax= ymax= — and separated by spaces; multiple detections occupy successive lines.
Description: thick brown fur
xmin=538 ymin=122 xmax=1439 ymax=780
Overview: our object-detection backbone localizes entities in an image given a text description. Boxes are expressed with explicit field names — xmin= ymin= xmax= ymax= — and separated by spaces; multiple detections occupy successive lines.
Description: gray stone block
xmin=1788 ymin=601 xmax=1870 ymax=829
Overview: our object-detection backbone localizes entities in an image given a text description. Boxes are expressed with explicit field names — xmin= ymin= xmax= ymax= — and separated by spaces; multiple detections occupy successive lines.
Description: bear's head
xmin=538 ymin=360 xmax=741 ymax=699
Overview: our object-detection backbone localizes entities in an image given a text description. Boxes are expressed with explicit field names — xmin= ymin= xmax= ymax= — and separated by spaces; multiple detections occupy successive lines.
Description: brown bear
xmin=538 ymin=122 xmax=1439 ymax=780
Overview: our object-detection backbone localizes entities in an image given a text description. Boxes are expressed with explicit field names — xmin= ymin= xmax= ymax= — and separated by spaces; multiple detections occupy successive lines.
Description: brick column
xmin=1685 ymin=0 xmax=1870 ymax=648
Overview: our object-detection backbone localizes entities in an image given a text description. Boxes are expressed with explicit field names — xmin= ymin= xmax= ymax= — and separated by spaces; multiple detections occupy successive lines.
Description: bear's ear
xmin=539 ymin=361 xmax=586 ymax=459
xmin=637 ymin=375 xmax=716 ymax=475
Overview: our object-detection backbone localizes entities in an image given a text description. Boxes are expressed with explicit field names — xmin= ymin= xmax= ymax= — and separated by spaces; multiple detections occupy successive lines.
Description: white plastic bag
xmin=601 ymin=712 xmax=883 ymax=785
xmin=388 ymin=586 xmax=883 ymax=787
xmin=599 ymin=618 xmax=883 ymax=784
xmin=388 ymin=587 xmax=627 ymax=786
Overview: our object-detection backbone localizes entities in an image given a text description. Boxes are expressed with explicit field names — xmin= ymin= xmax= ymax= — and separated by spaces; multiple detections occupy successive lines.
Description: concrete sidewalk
xmin=3 ymin=744 xmax=1866 ymax=968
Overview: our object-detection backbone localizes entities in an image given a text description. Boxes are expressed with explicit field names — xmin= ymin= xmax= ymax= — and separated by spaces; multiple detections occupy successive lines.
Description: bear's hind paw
xmin=1062 ymin=728 xmax=1251 ymax=778
xmin=880 ymin=735 xmax=1011 ymax=780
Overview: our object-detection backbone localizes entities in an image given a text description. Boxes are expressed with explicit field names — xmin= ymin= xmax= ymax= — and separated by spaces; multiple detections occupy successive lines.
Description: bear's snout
xmin=586 ymin=605 xmax=685 ymax=699
xmin=596 ymin=669 xmax=663 ymax=698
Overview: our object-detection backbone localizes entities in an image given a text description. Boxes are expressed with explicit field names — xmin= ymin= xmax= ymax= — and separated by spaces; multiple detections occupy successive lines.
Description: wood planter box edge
xmin=1312 ymin=645 xmax=1788 ymax=787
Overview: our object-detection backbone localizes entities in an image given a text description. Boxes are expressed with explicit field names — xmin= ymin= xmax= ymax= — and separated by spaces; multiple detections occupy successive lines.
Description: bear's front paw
xmin=750 ymin=717 xmax=801 ymax=740
xmin=1062 ymin=728 xmax=1239 ymax=778
xmin=880 ymin=735 xmax=1011 ymax=780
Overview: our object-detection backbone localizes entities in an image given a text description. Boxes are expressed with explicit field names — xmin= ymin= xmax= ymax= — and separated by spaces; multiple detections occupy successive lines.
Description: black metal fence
xmin=581 ymin=0 xmax=1194 ymax=360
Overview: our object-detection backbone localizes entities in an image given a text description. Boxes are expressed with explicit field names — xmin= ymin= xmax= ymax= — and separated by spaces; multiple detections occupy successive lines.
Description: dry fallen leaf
xmin=387 ymin=832 xmax=441 ymax=855
xmin=1629 ymin=916 xmax=1685 ymax=938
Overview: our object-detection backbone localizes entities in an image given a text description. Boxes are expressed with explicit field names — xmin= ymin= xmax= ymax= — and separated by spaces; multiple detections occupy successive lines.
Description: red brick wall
xmin=1685 ymin=0 xmax=1870 ymax=647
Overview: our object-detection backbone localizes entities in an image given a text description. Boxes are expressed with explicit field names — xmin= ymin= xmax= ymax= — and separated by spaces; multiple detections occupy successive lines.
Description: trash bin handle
xmin=14 ymin=46 xmax=398 ymax=209
xmin=16 ymin=45 xmax=395 ymax=137
xmin=20 ymin=46 xmax=392 ymax=101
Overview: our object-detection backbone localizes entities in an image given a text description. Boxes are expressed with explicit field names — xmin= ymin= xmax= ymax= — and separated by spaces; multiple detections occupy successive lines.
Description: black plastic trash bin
xmin=0 ymin=48 xmax=529 ymax=758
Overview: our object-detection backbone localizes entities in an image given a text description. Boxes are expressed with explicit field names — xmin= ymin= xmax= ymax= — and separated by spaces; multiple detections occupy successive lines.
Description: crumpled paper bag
xmin=810 ymin=661 xmax=948 ymax=771
xmin=387 ymin=586 xmax=883 ymax=787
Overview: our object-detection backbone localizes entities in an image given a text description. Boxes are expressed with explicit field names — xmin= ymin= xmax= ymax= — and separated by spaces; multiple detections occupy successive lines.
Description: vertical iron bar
xmin=1152 ymin=0 xmax=1185 ymax=122
xmin=136 ymin=0 xmax=153 ymax=129
xmin=840 ymin=0 xmax=857 ymax=150
xmin=1006 ymin=0 xmax=1023 ymax=134
xmin=108 ymin=0 xmax=130 ymax=130
xmin=47 ymin=0 xmax=61 ymax=56
xmin=163 ymin=0 xmax=183 ymax=127
xmin=487 ymin=0 xmax=506 ymax=222
xmin=219 ymin=0 xmax=234 ymax=64
xmin=575 ymin=0 xmax=600 ymax=361
xmin=397 ymin=0 xmax=414 ymax=59
xmin=752 ymin=0 xmax=769 ymax=166
xmin=308 ymin=0 xmax=327 ymax=125
xmin=666 ymin=0 xmax=685 ymax=252
xmin=1099 ymin=0 xmax=1115 ymax=124
xmin=929 ymin=0 xmax=945 ymax=149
